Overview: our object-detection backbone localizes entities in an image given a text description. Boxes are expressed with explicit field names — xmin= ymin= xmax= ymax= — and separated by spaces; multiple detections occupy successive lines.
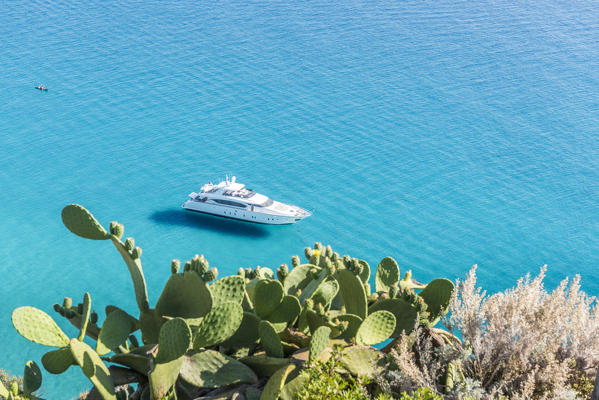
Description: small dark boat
xmin=35 ymin=86 xmax=48 ymax=91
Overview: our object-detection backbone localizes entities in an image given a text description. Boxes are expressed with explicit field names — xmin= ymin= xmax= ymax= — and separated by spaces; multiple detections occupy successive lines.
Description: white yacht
xmin=182 ymin=176 xmax=312 ymax=225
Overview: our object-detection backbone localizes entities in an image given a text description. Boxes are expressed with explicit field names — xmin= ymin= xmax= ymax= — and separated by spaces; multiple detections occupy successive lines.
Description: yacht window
xmin=213 ymin=199 xmax=246 ymax=208
xmin=258 ymin=198 xmax=273 ymax=207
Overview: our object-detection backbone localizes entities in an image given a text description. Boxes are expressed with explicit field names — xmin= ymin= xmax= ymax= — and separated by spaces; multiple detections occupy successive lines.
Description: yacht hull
xmin=182 ymin=202 xmax=305 ymax=225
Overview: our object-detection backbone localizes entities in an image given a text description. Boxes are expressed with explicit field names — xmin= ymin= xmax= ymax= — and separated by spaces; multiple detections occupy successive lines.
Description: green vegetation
xmin=4 ymin=204 xmax=598 ymax=399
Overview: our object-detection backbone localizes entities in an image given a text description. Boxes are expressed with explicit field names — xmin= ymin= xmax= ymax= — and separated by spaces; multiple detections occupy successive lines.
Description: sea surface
xmin=1 ymin=0 xmax=599 ymax=397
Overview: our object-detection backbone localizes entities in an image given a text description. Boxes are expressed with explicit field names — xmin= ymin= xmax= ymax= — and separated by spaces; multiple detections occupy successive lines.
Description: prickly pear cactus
xmin=42 ymin=347 xmax=76 ymax=374
xmin=254 ymin=279 xmax=285 ymax=318
xmin=260 ymin=364 xmax=297 ymax=400
xmin=368 ymin=298 xmax=419 ymax=337
xmin=193 ymin=301 xmax=244 ymax=348
xmin=419 ymin=278 xmax=455 ymax=324
xmin=335 ymin=269 xmax=367 ymax=319
xmin=375 ymin=257 xmax=400 ymax=292
xmin=149 ymin=317 xmax=191 ymax=399
xmin=259 ymin=320 xmax=284 ymax=358
xmin=156 ymin=267 xmax=213 ymax=319
xmin=210 ymin=275 xmax=245 ymax=306
xmin=180 ymin=349 xmax=257 ymax=388
xmin=23 ymin=360 xmax=42 ymax=394
xmin=308 ymin=326 xmax=331 ymax=364
xmin=355 ymin=310 xmax=396 ymax=346
xmin=61 ymin=204 xmax=109 ymax=240
xmin=96 ymin=308 xmax=136 ymax=355
xmin=69 ymin=338 xmax=116 ymax=400
xmin=12 ymin=306 xmax=70 ymax=347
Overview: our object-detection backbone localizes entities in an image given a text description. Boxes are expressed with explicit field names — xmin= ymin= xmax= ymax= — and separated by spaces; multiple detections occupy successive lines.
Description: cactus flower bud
xmin=191 ymin=255 xmax=200 ymax=271
xmin=124 ymin=237 xmax=135 ymax=251
xmin=326 ymin=245 xmax=333 ymax=258
xmin=238 ymin=268 xmax=245 ymax=276
xmin=91 ymin=311 xmax=98 ymax=324
xmin=109 ymin=221 xmax=124 ymax=238
xmin=132 ymin=246 xmax=142 ymax=259
xmin=203 ymin=267 xmax=218 ymax=282
xmin=291 ymin=255 xmax=300 ymax=267
xmin=171 ymin=259 xmax=180 ymax=274
xmin=63 ymin=297 xmax=73 ymax=309
xmin=279 ymin=264 xmax=289 ymax=275
xmin=304 ymin=247 xmax=313 ymax=260
xmin=305 ymin=298 xmax=314 ymax=309
xmin=184 ymin=261 xmax=192 ymax=272
xmin=53 ymin=303 xmax=61 ymax=313
xmin=331 ymin=252 xmax=339 ymax=262
xmin=343 ymin=255 xmax=351 ymax=268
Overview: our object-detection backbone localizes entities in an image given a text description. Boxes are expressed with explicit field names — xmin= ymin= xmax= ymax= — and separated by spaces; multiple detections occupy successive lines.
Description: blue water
xmin=2 ymin=0 xmax=599 ymax=397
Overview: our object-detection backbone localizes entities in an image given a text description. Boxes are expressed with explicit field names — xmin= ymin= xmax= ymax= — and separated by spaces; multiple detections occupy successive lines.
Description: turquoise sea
xmin=2 ymin=0 xmax=599 ymax=397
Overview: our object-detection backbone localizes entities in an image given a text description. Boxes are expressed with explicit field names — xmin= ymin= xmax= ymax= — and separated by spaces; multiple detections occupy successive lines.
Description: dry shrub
xmin=447 ymin=265 xmax=599 ymax=399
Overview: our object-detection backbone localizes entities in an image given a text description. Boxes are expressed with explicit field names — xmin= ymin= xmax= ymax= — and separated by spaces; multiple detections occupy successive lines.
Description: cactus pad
xmin=254 ymin=279 xmax=284 ymax=319
xmin=356 ymin=310 xmax=396 ymax=346
xmin=298 ymin=268 xmax=327 ymax=303
xmin=265 ymin=295 xmax=301 ymax=332
xmin=193 ymin=301 xmax=244 ymax=349
xmin=156 ymin=271 xmax=213 ymax=319
xmin=334 ymin=314 xmax=363 ymax=340
xmin=110 ymin=236 xmax=150 ymax=312
xmin=210 ymin=276 xmax=245 ymax=306
xmin=239 ymin=355 xmax=292 ymax=378
xmin=260 ymin=364 xmax=297 ymax=400
xmin=139 ymin=308 xmax=166 ymax=345
xmin=358 ymin=260 xmax=371 ymax=283
xmin=150 ymin=318 xmax=192 ymax=399
xmin=368 ymin=298 xmax=419 ymax=337
xmin=179 ymin=349 xmax=257 ymax=388
xmin=308 ymin=326 xmax=331 ymax=364
xmin=311 ymin=279 xmax=339 ymax=307
xmin=61 ymin=204 xmax=109 ymax=240
xmin=339 ymin=346 xmax=386 ymax=379
xmin=69 ymin=339 xmax=116 ymax=400
xmin=109 ymin=352 xmax=150 ymax=374
xmin=156 ymin=318 xmax=192 ymax=363
xmin=220 ymin=311 xmax=261 ymax=348
xmin=259 ymin=320 xmax=284 ymax=358
xmin=77 ymin=292 xmax=92 ymax=341
xmin=419 ymin=278 xmax=455 ymax=322
xmin=96 ymin=308 xmax=136 ymax=355
xmin=12 ymin=306 xmax=69 ymax=347
xmin=375 ymin=257 xmax=400 ymax=292
xmin=283 ymin=264 xmax=314 ymax=295
xmin=23 ymin=360 xmax=42 ymax=393
xmin=335 ymin=269 xmax=367 ymax=319
xmin=41 ymin=347 xmax=76 ymax=374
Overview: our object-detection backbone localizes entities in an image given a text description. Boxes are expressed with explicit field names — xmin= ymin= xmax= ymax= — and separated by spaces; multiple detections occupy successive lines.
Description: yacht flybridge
xmin=182 ymin=176 xmax=312 ymax=225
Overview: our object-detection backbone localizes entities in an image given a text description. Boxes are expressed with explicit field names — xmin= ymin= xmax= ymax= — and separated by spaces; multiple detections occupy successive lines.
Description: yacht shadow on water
xmin=150 ymin=209 xmax=271 ymax=238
